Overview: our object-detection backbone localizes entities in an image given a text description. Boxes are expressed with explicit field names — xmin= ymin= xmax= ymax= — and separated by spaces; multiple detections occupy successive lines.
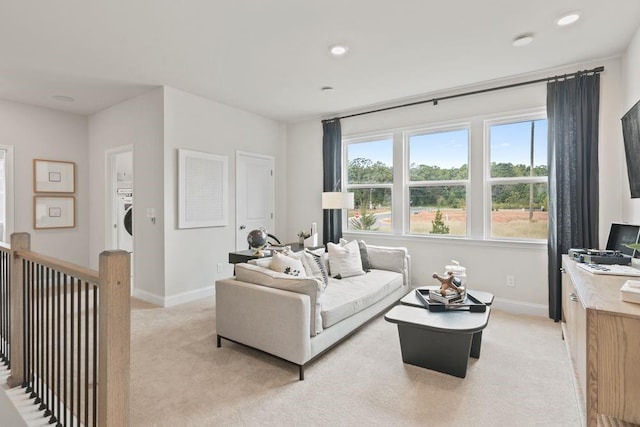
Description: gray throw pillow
xmin=358 ymin=240 xmax=371 ymax=272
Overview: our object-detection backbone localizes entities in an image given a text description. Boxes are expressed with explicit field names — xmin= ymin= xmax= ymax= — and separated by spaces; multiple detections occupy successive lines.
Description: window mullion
xmin=392 ymin=131 xmax=404 ymax=235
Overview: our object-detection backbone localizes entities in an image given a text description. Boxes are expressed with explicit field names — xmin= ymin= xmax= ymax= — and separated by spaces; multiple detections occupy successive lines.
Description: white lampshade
xmin=322 ymin=192 xmax=354 ymax=209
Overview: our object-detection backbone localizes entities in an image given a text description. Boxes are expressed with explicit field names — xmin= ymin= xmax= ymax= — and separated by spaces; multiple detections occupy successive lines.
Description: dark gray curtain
xmin=547 ymin=73 xmax=600 ymax=321
xmin=323 ymin=119 xmax=342 ymax=245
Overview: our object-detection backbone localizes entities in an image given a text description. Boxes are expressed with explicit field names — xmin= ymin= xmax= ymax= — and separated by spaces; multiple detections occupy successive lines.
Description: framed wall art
xmin=34 ymin=196 xmax=76 ymax=229
xmin=33 ymin=159 xmax=76 ymax=193
xmin=178 ymin=149 xmax=228 ymax=229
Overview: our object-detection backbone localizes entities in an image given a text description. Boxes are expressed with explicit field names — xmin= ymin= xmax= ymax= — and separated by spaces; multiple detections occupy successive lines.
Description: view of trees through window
xmin=489 ymin=119 xmax=548 ymax=239
xmin=346 ymin=139 xmax=393 ymax=232
xmin=343 ymin=114 xmax=548 ymax=241
xmin=408 ymin=128 xmax=468 ymax=235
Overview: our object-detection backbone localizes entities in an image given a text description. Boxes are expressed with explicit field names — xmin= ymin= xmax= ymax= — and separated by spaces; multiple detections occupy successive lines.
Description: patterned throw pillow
xmin=301 ymin=249 xmax=329 ymax=290
xmin=269 ymin=252 xmax=307 ymax=277
xmin=327 ymin=240 xmax=365 ymax=279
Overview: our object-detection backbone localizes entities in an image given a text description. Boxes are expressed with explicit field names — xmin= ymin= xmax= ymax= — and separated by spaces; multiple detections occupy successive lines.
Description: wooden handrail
xmin=6 ymin=233 xmax=130 ymax=426
xmin=14 ymin=250 xmax=99 ymax=285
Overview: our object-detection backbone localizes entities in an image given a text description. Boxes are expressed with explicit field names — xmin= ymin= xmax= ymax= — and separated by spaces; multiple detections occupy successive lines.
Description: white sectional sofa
xmin=215 ymin=244 xmax=411 ymax=380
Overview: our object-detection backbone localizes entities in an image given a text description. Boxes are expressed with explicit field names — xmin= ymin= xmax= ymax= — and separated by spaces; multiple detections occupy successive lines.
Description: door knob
xmin=239 ymin=225 xmax=246 ymax=230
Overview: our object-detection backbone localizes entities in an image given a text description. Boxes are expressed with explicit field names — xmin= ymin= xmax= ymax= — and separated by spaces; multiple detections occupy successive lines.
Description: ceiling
xmin=1 ymin=1 xmax=639 ymax=123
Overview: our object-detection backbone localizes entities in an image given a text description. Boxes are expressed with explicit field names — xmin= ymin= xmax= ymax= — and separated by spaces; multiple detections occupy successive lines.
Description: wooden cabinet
xmin=562 ymin=256 xmax=640 ymax=427
xmin=562 ymin=271 xmax=587 ymax=399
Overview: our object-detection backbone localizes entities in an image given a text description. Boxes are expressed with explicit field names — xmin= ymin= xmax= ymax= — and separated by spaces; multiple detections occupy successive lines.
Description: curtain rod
xmin=321 ymin=65 xmax=604 ymax=123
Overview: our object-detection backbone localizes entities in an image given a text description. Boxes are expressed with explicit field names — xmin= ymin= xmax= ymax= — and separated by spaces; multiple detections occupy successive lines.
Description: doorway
xmin=0 ymin=146 xmax=14 ymax=243
xmin=235 ymin=151 xmax=275 ymax=250
xmin=105 ymin=145 xmax=134 ymax=292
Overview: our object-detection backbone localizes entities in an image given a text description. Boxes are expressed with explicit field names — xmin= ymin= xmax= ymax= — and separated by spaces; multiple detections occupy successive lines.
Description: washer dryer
xmin=117 ymin=189 xmax=133 ymax=253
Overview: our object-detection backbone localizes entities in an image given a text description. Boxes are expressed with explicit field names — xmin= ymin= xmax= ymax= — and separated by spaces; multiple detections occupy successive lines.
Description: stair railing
xmin=3 ymin=232 xmax=130 ymax=426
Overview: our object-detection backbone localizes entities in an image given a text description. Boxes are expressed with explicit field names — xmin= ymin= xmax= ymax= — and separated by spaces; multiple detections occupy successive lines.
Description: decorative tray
xmin=415 ymin=288 xmax=487 ymax=313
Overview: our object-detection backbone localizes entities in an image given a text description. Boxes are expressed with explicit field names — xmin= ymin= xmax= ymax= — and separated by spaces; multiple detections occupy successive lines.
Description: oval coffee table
xmin=384 ymin=288 xmax=493 ymax=378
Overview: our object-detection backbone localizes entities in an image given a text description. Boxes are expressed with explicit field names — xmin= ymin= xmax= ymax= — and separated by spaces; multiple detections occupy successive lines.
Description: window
xmin=341 ymin=110 xmax=547 ymax=242
xmin=344 ymin=137 xmax=393 ymax=233
xmin=407 ymin=128 xmax=469 ymax=236
xmin=487 ymin=117 xmax=548 ymax=240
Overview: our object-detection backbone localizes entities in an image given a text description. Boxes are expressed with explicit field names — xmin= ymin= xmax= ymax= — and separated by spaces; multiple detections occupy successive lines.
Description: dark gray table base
xmin=385 ymin=288 xmax=493 ymax=378
xmin=396 ymin=325 xmax=483 ymax=378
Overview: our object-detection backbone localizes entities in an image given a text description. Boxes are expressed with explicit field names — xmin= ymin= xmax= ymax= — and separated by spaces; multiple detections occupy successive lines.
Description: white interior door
xmin=236 ymin=152 xmax=275 ymax=250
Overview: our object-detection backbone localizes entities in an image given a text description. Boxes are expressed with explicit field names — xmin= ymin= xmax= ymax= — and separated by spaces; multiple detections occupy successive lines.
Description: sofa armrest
xmin=234 ymin=263 xmax=323 ymax=336
xmin=215 ymin=278 xmax=311 ymax=365
xmin=366 ymin=245 xmax=411 ymax=287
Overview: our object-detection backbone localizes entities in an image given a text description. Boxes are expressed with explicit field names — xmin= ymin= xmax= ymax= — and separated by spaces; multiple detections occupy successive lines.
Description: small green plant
xmin=431 ymin=209 xmax=450 ymax=234
xmin=350 ymin=208 xmax=379 ymax=231
xmin=625 ymin=243 xmax=640 ymax=251
xmin=297 ymin=230 xmax=310 ymax=239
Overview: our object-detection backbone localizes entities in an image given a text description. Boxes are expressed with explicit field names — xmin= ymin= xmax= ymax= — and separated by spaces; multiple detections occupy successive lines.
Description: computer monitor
xmin=606 ymin=223 xmax=640 ymax=257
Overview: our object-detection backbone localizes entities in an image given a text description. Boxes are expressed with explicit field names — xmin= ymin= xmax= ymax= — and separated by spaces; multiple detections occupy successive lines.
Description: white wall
xmin=162 ymin=87 xmax=286 ymax=304
xmin=285 ymin=58 xmax=625 ymax=315
xmin=622 ymin=26 xmax=640 ymax=224
xmin=0 ymin=100 xmax=89 ymax=265
xmin=88 ymin=88 xmax=165 ymax=299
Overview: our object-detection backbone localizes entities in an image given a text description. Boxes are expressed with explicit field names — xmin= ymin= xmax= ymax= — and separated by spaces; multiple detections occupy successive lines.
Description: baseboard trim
xmin=133 ymin=288 xmax=165 ymax=306
xmin=164 ymin=286 xmax=215 ymax=307
xmin=133 ymin=286 xmax=216 ymax=307
xmin=492 ymin=297 xmax=548 ymax=317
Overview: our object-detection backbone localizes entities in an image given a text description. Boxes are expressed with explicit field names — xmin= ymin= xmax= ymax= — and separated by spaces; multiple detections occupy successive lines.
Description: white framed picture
xmin=33 ymin=159 xmax=75 ymax=193
xmin=34 ymin=196 xmax=75 ymax=229
xmin=178 ymin=149 xmax=228 ymax=229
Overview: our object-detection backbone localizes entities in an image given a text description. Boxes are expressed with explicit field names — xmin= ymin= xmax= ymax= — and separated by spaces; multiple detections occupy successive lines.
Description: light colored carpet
xmin=130 ymin=297 xmax=582 ymax=427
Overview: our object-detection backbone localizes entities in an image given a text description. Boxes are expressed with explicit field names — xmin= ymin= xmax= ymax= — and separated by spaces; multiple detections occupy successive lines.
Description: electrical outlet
xmin=506 ymin=275 xmax=516 ymax=287
xmin=217 ymin=263 xmax=223 ymax=273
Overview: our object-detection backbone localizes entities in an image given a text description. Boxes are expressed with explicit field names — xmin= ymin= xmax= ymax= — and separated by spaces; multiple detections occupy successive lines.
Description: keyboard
xmin=576 ymin=262 xmax=640 ymax=277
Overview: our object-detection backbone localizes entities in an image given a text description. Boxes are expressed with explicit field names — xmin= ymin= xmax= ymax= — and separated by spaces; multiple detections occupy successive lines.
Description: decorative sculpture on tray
xmin=432 ymin=271 xmax=465 ymax=296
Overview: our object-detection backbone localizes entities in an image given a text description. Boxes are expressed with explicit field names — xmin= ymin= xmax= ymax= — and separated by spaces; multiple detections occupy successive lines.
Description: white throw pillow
xmin=339 ymin=238 xmax=371 ymax=272
xmin=327 ymin=240 xmax=365 ymax=279
xmin=270 ymin=252 xmax=307 ymax=277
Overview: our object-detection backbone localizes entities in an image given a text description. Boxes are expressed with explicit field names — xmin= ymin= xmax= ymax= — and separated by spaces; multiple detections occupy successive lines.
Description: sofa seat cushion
xmin=320 ymin=269 xmax=403 ymax=328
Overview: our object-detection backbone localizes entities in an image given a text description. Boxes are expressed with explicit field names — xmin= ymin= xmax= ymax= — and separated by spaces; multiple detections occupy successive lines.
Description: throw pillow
xmin=300 ymin=248 xmax=329 ymax=290
xmin=327 ymin=240 xmax=365 ymax=279
xmin=339 ymin=238 xmax=371 ymax=272
xmin=358 ymin=240 xmax=372 ymax=272
xmin=270 ymin=252 xmax=307 ymax=277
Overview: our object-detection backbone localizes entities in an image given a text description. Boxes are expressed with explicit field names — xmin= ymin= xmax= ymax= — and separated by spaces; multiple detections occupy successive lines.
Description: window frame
xmin=404 ymin=124 xmax=471 ymax=237
xmin=483 ymin=111 xmax=548 ymax=241
xmin=340 ymin=108 xmax=549 ymax=244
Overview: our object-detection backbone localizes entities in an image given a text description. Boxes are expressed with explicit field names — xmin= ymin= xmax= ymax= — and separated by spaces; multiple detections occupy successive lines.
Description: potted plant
xmin=298 ymin=230 xmax=310 ymax=245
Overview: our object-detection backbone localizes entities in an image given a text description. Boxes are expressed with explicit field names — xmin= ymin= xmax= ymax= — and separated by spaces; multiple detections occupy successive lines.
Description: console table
xmin=561 ymin=255 xmax=640 ymax=427
xmin=228 ymin=243 xmax=321 ymax=265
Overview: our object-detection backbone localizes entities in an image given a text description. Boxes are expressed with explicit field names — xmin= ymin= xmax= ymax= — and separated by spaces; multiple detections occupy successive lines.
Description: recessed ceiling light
xmin=512 ymin=34 xmax=534 ymax=47
xmin=321 ymin=86 xmax=335 ymax=92
xmin=52 ymin=95 xmax=75 ymax=102
xmin=556 ymin=11 xmax=581 ymax=27
xmin=329 ymin=45 xmax=348 ymax=56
